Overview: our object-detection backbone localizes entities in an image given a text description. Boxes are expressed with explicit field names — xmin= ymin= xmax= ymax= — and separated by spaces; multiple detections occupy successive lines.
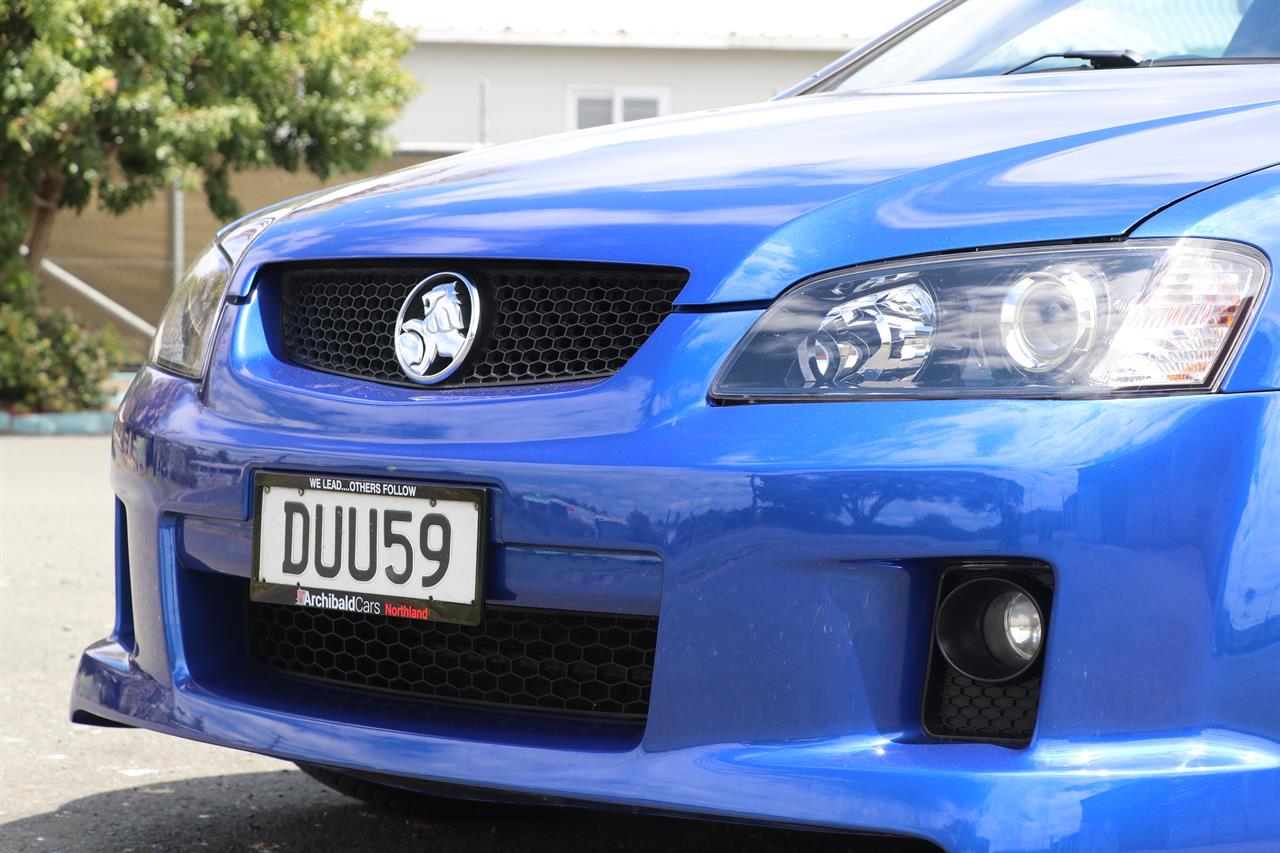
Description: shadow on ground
xmin=0 ymin=768 xmax=937 ymax=852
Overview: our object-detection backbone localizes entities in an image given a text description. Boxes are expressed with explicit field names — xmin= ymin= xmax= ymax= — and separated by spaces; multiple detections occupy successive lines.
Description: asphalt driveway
xmin=0 ymin=436 xmax=934 ymax=852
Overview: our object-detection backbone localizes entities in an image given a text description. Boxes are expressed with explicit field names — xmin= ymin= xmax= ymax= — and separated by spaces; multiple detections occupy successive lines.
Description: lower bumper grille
xmin=247 ymin=603 xmax=657 ymax=719
xmin=924 ymin=670 xmax=1041 ymax=741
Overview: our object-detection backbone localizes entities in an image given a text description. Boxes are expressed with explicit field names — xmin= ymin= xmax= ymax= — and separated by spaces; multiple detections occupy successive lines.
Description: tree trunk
xmin=25 ymin=171 xmax=65 ymax=274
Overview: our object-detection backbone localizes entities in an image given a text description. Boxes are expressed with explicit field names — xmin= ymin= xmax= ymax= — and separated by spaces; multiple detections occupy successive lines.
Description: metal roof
xmin=407 ymin=28 xmax=857 ymax=51
xmin=361 ymin=0 xmax=927 ymax=51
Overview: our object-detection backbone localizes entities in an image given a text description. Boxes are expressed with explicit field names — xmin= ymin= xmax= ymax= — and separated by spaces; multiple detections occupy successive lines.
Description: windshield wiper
xmin=1004 ymin=50 xmax=1146 ymax=75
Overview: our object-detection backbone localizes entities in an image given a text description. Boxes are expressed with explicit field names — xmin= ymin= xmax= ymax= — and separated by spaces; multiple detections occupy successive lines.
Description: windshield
xmin=823 ymin=0 xmax=1280 ymax=91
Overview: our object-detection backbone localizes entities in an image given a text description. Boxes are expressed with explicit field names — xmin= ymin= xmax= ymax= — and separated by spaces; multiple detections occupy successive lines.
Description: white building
xmin=377 ymin=12 xmax=864 ymax=152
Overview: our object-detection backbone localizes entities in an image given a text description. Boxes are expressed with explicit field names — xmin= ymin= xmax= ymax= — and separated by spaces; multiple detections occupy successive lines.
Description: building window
xmin=569 ymin=88 xmax=668 ymax=130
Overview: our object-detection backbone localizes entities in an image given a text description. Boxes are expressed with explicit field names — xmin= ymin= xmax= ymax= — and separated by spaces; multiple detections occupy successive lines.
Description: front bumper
xmin=74 ymin=299 xmax=1280 ymax=849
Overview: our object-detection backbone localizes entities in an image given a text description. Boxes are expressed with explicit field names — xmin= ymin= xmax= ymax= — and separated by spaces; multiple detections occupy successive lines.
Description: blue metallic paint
xmin=226 ymin=66 xmax=1279 ymax=307
xmin=75 ymin=65 xmax=1280 ymax=850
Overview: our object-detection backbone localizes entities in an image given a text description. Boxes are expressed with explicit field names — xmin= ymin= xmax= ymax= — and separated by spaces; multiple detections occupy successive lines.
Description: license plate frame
xmin=250 ymin=471 xmax=488 ymax=626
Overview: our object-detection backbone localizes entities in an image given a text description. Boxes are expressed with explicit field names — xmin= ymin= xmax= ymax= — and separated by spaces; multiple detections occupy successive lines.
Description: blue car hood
xmin=243 ymin=65 xmax=1280 ymax=303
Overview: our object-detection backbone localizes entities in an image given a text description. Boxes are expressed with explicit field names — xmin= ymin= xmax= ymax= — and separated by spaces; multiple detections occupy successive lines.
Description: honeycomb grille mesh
xmin=925 ymin=670 xmax=1041 ymax=741
xmin=278 ymin=264 xmax=687 ymax=387
xmin=247 ymin=602 xmax=658 ymax=719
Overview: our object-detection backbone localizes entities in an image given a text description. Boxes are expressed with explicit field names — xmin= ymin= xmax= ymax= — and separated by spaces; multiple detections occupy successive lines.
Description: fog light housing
xmin=936 ymin=577 xmax=1044 ymax=682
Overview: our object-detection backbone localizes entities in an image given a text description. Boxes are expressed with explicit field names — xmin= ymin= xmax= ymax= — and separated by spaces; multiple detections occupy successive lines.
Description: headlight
xmin=148 ymin=207 xmax=290 ymax=379
xmin=712 ymin=239 xmax=1268 ymax=400
xmin=149 ymin=242 xmax=232 ymax=378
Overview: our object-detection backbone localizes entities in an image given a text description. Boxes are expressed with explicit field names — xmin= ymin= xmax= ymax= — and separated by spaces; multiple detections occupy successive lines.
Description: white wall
xmin=391 ymin=41 xmax=847 ymax=147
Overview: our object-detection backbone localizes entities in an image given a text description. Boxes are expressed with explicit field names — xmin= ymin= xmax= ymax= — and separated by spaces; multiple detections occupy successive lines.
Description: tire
xmin=296 ymin=762 xmax=547 ymax=819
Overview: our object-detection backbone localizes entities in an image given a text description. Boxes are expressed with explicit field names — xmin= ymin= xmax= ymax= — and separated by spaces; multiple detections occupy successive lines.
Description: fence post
xmin=169 ymin=179 xmax=185 ymax=289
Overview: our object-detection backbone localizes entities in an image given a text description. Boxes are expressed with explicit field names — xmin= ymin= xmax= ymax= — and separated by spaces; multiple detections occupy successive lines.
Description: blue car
xmin=73 ymin=0 xmax=1280 ymax=849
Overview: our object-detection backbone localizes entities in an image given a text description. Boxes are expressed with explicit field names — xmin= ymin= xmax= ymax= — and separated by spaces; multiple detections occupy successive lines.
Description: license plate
xmin=251 ymin=472 xmax=487 ymax=625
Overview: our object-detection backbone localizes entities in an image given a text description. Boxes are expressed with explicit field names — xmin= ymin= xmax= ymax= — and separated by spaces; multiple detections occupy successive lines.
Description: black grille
xmin=921 ymin=564 xmax=1053 ymax=745
xmin=248 ymin=603 xmax=658 ymax=719
xmin=924 ymin=669 xmax=1041 ymax=741
xmin=278 ymin=264 xmax=688 ymax=387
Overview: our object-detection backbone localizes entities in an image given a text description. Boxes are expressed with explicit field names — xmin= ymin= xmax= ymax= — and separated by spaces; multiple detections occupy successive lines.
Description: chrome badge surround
xmin=393 ymin=272 xmax=481 ymax=385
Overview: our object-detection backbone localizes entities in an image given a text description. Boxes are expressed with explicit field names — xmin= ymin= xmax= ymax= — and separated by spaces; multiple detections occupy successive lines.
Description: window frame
xmin=566 ymin=86 xmax=671 ymax=130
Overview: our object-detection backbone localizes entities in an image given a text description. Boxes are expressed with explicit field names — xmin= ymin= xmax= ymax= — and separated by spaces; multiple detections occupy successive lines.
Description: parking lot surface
xmin=0 ymin=436 xmax=932 ymax=852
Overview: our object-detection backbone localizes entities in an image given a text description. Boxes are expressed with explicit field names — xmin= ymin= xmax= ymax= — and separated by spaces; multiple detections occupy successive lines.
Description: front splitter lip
xmin=72 ymin=638 xmax=1280 ymax=849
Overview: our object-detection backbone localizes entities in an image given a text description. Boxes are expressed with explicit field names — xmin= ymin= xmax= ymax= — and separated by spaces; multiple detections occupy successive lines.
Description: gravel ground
xmin=0 ymin=436 xmax=933 ymax=852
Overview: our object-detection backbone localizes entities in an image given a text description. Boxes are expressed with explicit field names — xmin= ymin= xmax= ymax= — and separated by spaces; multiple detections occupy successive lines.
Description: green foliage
xmin=0 ymin=0 xmax=414 ymax=410
xmin=0 ymin=261 xmax=121 ymax=413
xmin=1 ymin=0 xmax=416 ymax=223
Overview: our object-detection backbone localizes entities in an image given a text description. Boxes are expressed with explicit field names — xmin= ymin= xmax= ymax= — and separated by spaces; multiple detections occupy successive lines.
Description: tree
xmin=1 ymin=0 xmax=416 ymax=272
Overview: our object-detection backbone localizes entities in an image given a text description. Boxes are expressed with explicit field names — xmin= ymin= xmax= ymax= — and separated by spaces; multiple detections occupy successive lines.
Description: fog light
xmin=936 ymin=578 xmax=1044 ymax=682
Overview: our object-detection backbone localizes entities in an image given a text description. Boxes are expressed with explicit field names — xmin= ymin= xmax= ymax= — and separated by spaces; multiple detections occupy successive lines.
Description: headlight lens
xmin=149 ymin=242 xmax=232 ymax=378
xmin=712 ymin=239 xmax=1268 ymax=400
